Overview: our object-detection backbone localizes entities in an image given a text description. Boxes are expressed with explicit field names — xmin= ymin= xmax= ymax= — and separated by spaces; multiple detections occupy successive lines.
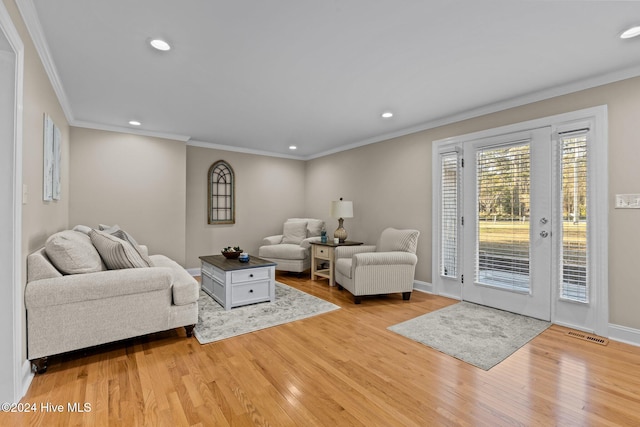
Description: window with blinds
xmin=560 ymin=132 xmax=588 ymax=302
xmin=476 ymin=143 xmax=531 ymax=291
xmin=440 ymin=152 xmax=459 ymax=278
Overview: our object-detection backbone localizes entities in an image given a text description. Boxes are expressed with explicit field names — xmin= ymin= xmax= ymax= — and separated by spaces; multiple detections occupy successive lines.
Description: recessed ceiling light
xmin=129 ymin=120 xmax=141 ymax=126
xmin=381 ymin=111 xmax=393 ymax=118
xmin=620 ymin=26 xmax=640 ymax=39
xmin=150 ymin=39 xmax=171 ymax=51
xmin=289 ymin=145 xmax=297 ymax=150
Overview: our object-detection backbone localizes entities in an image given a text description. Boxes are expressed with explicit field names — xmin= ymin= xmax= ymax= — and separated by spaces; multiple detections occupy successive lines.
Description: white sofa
xmin=258 ymin=218 xmax=325 ymax=273
xmin=25 ymin=227 xmax=199 ymax=373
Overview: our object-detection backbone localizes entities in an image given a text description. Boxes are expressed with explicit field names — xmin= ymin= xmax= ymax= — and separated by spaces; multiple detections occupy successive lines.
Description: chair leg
xmin=184 ymin=324 xmax=195 ymax=337
xmin=31 ymin=357 xmax=48 ymax=374
xmin=402 ymin=292 xmax=412 ymax=301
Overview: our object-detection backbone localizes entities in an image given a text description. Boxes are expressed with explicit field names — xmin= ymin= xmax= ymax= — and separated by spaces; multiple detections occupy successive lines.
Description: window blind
xmin=440 ymin=152 xmax=458 ymax=278
xmin=560 ymin=132 xmax=589 ymax=302
xmin=476 ymin=143 xmax=531 ymax=290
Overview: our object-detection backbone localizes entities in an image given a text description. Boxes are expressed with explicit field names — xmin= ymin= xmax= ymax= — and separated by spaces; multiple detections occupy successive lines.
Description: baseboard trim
xmin=21 ymin=359 xmax=33 ymax=400
xmin=413 ymin=280 xmax=434 ymax=294
xmin=187 ymin=268 xmax=201 ymax=277
xmin=608 ymin=323 xmax=640 ymax=347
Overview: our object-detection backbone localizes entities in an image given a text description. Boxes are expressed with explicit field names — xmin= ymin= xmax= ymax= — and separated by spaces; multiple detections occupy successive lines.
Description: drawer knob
xmin=249 ymin=289 xmax=254 ymax=293
xmin=249 ymin=274 xmax=254 ymax=278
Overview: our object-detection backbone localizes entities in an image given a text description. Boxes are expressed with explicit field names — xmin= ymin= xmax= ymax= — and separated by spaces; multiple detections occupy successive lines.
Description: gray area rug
xmin=388 ymin=302 xmax=551 ymax=370
xmin=195 ymin=282 xmax=339 ymax=344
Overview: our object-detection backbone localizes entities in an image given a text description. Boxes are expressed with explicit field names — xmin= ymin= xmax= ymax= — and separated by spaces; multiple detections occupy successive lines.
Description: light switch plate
xmin=615 ymin=194 xmax=640 ymax=209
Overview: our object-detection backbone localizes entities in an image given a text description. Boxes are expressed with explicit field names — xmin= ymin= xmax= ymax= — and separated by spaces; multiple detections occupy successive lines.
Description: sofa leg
xmin=31 ymin=357 xmax=48 ymax=374
xmin=184 ymin=324 xmax=195 ymax=337
xmin=402 ymin=292 xmax=412 ymax=301
xmin=354 ymin=296 xmax=362 ymax=304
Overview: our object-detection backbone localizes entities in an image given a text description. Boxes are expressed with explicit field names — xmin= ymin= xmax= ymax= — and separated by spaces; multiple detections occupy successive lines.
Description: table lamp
xmin=331 ymin=198 xmax=353 ymax=243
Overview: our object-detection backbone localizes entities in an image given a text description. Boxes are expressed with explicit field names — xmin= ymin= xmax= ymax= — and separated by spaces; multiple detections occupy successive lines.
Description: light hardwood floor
xmin=4 ymin=273 xmax=640 ymax=426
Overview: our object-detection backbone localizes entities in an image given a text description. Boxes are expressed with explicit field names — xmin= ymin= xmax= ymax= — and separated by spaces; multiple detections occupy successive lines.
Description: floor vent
xmin=566 ymin=330 xmax=609 ymax=346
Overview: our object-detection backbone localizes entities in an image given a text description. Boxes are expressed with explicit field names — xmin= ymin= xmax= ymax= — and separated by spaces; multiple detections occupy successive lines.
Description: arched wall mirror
xmin=208 ymin=160 xmax=235 ymax=224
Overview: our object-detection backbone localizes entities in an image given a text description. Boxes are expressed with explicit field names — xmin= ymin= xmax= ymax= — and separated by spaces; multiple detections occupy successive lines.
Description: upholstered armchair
xmin=258 ymin=218 xmax=325 ymax=273
xmin=334 ymin=228 xmax=420 ymax=304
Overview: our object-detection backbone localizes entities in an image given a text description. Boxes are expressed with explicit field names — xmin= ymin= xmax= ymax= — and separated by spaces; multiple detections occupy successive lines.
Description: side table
xmin=310 ymin=241 xmax=362 ymax=287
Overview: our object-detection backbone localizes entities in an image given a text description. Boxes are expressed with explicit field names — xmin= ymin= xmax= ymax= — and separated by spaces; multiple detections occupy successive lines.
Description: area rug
xmin=388 ymin=302 xmax=551 ymax=370
xmin=194 ymin=282 xmax=339 ymax=344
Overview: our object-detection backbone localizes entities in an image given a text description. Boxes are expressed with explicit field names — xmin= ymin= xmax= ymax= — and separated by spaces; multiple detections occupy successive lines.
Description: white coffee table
xmin=199 ymin=254 xmax=276 ymax=310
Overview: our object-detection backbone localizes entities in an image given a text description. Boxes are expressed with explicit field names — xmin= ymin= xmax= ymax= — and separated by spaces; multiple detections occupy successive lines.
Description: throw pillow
xmin=89 ymin=230 xmax=152 ymax=269
xmin=287 ymin=218 xmax=324 ymax=237
xmin=282 ymin=221 xmax=307 ymax=244
xmin=378 ymin=228 xmax=420 ymax=253
xmin=99 ymin=224 xmax=139 ymax=247
xmin=45 ymin=230 xmax=105 ymax=274
xmin=72 ymin=224 xmax=92 ymax=235
xmin=305 ymin=219 xmax=325 ymax=237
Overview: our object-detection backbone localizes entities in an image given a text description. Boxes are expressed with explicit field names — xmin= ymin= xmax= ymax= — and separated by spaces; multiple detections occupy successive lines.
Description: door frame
xmin=0 ymin=2 xmax=25 ymax=403
xmin=432 ymin=106 xmax=608 ymax=336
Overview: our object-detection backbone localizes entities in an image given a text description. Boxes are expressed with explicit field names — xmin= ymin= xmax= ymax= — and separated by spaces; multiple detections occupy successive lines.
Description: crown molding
xmin=307 ymin=64 xmax=640 ymax=160
xmin=72 ymin=120 xmax=190 ymax=142
xmin=15 ymin=0 xmax=74 ymax=123
xmin=187 ymin=140 xmax=305 ymax=160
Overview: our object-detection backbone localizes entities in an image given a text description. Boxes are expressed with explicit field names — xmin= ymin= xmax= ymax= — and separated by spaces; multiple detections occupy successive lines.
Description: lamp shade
xmin=331 ymin=200 xmax=353 ymax=219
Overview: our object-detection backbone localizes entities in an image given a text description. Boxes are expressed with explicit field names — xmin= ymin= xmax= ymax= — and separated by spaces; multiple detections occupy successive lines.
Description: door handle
xmin=540 ymin=231 xmax=549 ymax=238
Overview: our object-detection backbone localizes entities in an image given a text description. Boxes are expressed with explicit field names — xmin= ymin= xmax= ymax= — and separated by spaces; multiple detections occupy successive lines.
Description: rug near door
xmin=388 ymin=302 xmax=551 ymax=370
xmin=195 ymin=282 xmax=339 ymax=344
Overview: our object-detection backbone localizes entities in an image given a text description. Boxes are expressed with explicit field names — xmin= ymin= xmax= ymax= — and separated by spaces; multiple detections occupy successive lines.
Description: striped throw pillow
xmin=89 ymin=229 xmax=152 ymax=269
xmin=377 ymin=228 xmax=420 ymax=254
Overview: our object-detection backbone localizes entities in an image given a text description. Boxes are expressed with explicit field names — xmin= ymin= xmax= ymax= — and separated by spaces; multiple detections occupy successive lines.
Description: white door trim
xmin=432 ymin=106 xmax=609 ymax=336
xmin=0 ymin=1 xmax=27 ymax=402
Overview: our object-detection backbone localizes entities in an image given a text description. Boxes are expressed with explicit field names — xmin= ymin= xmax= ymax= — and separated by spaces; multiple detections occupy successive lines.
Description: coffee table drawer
xmin=232 ymin=281 xmax=271 ymax=305
xmin=231 ymin=268 xmax=270 ymax=284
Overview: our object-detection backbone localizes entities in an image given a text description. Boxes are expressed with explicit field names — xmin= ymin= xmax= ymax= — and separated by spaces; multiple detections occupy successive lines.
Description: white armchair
xmin=258 ymin=218 xmax=325 ymax=273
xmin=334 ymin=228 xmax=420 ymax=304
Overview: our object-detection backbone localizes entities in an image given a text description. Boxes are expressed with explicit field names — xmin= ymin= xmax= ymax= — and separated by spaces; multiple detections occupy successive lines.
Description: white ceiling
xmin=20 ymin=0 xmax=640 ymax=159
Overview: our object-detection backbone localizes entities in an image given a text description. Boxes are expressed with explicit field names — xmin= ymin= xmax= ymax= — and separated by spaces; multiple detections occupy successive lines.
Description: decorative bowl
xmin=221 ymin=250 xmax=242 ymax=259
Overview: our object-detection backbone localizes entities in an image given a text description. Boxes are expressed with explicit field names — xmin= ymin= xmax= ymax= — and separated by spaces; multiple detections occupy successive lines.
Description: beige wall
xmin=4 ymin=0 xmax=70 ymax=363
xmin=12 ymin=0 xmax=70 ymax=254
xmin=69 ymin=128 xmax=187 ymax=265
xmin=306 ymin=75 xmax=640 ymax=330
xmin=305 ymin=131 xmax=432 ymax=276
xmin=185 ymin=146 xmax=306 ymax=269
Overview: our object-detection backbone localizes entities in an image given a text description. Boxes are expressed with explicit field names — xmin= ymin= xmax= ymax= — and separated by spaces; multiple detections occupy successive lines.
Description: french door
xmin=462 ymin=128 xmax=552 ymax=320
xmin=434 ymin=107 xmax=608 ymax=334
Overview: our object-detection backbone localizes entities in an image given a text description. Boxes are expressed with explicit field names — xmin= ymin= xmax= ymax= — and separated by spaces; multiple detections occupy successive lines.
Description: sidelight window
xmin=440 ymin=152 xmax=459 ymax=278
xmin=559 ymin=131 xmax=589 ymax=302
